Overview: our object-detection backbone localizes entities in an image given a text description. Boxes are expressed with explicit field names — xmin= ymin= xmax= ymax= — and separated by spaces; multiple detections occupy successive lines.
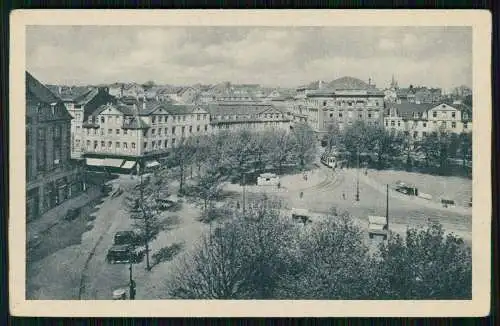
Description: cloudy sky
xmin=26 ymin=26 xmax=472 ymax=91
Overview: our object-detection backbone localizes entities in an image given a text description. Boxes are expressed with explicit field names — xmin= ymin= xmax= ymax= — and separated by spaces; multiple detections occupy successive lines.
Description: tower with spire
xmin=390 ymin=74 xmax=399 ymax=90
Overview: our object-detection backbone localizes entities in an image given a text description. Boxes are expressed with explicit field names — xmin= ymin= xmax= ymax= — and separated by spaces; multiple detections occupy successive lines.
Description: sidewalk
xmin=27 ymin=185 xmax=103 ymax=242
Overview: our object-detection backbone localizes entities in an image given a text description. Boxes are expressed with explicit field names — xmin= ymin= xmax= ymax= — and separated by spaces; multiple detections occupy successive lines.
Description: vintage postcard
xmin=9 ymin=10 xmax=491 ymax=317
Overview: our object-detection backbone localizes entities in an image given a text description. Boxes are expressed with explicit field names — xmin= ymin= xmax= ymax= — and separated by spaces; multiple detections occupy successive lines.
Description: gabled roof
xmin=388 ymin=101 xmax=434 ymax=120
xmin=26 ymin=72 xmax=61 ymax=104
xmin=73 ymin=88 xmax=99 ymax=105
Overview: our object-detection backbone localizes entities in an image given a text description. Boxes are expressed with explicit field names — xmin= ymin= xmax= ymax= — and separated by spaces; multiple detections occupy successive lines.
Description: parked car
xmin=114 ymin=231 xmax=141 ymax=247
xmin=65 ymin=207 xmax=81 ymax=221
xmin=106 ymin=245 xmax=135 ymax=264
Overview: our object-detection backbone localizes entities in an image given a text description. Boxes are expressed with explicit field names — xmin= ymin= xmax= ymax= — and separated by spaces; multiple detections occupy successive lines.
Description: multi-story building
xmin=54 ymin=87 xmax=117 ymax=159
xmin=82 ymin=100 xmax=210 ymax=171
xmin=205 ymin=102 xmax=294 ymax=132
xmin=384 ymin=101 xmax=472 ymax=140
xmin=26 ymin=72 xmax=84 ymax=221
xmin=292 ymin=77 xmax=385 ymax=133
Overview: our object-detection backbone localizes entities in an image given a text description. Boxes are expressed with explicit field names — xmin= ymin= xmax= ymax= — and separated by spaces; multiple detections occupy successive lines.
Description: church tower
xmin=390 ymin=74 xmax=399 ymax=89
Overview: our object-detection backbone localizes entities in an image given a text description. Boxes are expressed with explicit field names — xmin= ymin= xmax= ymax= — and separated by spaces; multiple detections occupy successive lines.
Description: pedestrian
xmin=342 ymin=192 xmax=346 ymax=200
xmin=300 ymin=191 xmax=304 ymax=199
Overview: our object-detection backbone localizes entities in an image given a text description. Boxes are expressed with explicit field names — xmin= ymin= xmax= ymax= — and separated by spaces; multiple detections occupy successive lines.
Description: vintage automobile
xmin=64 ymin=207 xmax=81 ymax=221
xmin=106 ymin=245 xmax=135 ymax=264
xmin=114 ymin=231 xmax=141 ymax=247
xmin=394 ymin=181 xmax=419 ymax=196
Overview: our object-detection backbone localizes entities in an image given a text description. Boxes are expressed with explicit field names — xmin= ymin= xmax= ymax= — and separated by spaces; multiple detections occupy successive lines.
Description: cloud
xmin=26 ymin=26 xmax=472 ymax=89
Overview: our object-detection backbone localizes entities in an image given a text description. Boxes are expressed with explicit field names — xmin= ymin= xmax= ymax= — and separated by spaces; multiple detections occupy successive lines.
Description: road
xmin=231 ymin=164 xmax=472 ymax=244
xmin=28 ymin=159 xmax=472 ymax=299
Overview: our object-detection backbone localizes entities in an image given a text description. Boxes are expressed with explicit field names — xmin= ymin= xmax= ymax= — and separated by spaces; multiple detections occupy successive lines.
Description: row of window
xmin=85 ymin=124 xmax=209 ymax=137
xmin=89 ymin=113 xmax=209 ymax=125
xmin=325 ymin=111 xmax=380 ymax=119
xmin=86 ymin=139 xmax=177 ymax=151
xmin=386 ymin=120 xmax=466 ymax=129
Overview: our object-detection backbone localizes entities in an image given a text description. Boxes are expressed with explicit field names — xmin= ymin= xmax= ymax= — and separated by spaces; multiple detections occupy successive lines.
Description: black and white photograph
xmin=10 ymin=10 xmax=491 ymax=317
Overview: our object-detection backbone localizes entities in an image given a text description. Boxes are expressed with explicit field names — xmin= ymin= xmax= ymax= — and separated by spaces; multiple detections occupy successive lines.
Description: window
xmin=101 ymin=116 xmax=105 ymax=123
xmin=86 ymin=140 xmax=90 ymax=148
xmin=152 ymin=116 xmax=156 ymax=124
xmin=144 ymin=142 xmax=147 ymax=150
xmin=397 ymin=121 xmax=401 ymax=127
xmin=368 ymin=113 xmax=372 ymax=118
xmin=422 ymin=132 xmax=427 ymax=137
xmin=131 ymin=142 xmax=136 ymax=149
xmin=339 ymin=112 xmax=343 ymax=118
xmin=124 ymin=129 xmax=128 ymax=135
xmin=189 ymin=126 xmax=192 ymax=133
xmin=413 ymin=131 xmax=418 ymax=138
xmin=123 ymin=142 xmax=128 ymax=149
xmin=143 ymin=130 xmax=147 ymax=137
xmin=75 ymin=139 xmax=81 ymax=148
xmin=172 ymin=126 xmax=176 ymax=134
xmin=452 ymin=122 xmax=456 ymax=128
xmin=108 ymin=141 xmax=112 ymax=149
xmin=182 ymin=126 xmax=185 ymax=133
xmin=452 ymin=112 xmax=456 ymax=118
xmin=385 ymin=121 xmax=388 ymax=126
xmin=152 ymin=141 xmax=156 ymax=149
xmin=358 ymin=114 xmax=363 ymax=118
xmin=433 ymin=111 xmax=437 ymax=118
xmin=172 ymin=138 xmax=176 ymax=146
xmin=423 ymin=122 xmax=427 ymax=128
xmin=116 ymin=129 xmax=120 ymax=135
xmin=197 ymin=125 xmax=200 ymax=132
xmin=94 ymin=141 xmax=98 ymax=149
xmin=164 ymin=139 xmax=168 ymax=147
xmin=108 ymin=129 xmax=112 ymax=135
xmin=391 ymin=120 xmax=395 ymax=126
xmin=101 ymin=141 xmax=105 ymax=148
xmin=204 ymin=125 xmax=208 ymax=131
xmin=152 ymin=129 xmax=156 ymax=135
xmin=464 ymin=122 xmax=468 ymax=129
xmin=329 ymin=113 xmax=333 ymax=118
xmin=158 ymin=128 xmax=162 ymax=135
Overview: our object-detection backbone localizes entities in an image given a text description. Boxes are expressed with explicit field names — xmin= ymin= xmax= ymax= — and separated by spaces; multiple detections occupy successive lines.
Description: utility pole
xmin=386 ymin=184 xmax=389 ymax=230
xmin=355 ymin=151 xmax=360 ymax=201
xmin=129 ymin=252 xmax=136 ymax=300
xmin=242 ymin=173 xmax=246 ymax=214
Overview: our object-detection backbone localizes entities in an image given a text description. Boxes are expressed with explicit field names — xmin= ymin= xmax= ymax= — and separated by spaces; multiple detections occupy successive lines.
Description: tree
xmin=371 ymin=127 xmax=404 ymax=169
xmin=277 ymin=211 xmax=375 ymax=299
xmin=339 ymin=121 xmax=377 ymax=163
xmin=269 ymin=129 xmax=294 ymax=174
xmin=126 ymin=167 xmax=170 ymax=271
xmin=324 ymin=123 xmax=342 ymax=151
xmin=291 ymin=122 xmax=316 ymax=171
xmin=373 ymin=223 xmax=472 ymax=299
xmin=167 ymin=137 xmax=197 ymax=194
xmin=168 ymin=197 xmax=298 ymax=299
xmin=194 ymin=167 xmax=226 ymax=212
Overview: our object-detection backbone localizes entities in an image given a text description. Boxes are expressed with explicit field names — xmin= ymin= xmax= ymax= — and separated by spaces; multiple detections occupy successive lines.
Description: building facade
xmin=26 ymin=72 xmax=84 ymax=221
xmin=206 ymin=102 xmax=294 ymax=132
xmin=384 ymin=101 xmax=472 ymax=140
xmin=82 ymin=100 xmax=211 ymax=171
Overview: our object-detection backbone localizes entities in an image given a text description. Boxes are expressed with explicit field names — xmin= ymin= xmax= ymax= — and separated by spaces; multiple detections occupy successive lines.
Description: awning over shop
xmin=104 ymin=158 xmax=124 ymax=168
xmin=86 ymin=158 xmax=104 ymax=166
xmin=146 ymin=160 xmax=160 ymax=168
xmin=121 ymin=161 xmax=137 ymax=169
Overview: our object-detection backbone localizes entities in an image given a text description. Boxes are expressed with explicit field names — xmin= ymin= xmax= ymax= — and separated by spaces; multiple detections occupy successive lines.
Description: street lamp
xmin=129 ymin=251 xmax=136 ymax=300
xmin=355 ymin=150 xmax=360 ymax=201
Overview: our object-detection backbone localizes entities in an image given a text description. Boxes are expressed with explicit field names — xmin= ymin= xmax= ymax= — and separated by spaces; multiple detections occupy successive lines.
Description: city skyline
xmin=26 ymin=26 xmax=472 ymax=91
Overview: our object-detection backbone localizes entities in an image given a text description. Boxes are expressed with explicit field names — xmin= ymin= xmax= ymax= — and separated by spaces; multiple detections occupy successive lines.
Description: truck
xmin=368 ymin=215 xmax=388 ymax=240
xmin=394 ymin=181 xmax=419 ymax=196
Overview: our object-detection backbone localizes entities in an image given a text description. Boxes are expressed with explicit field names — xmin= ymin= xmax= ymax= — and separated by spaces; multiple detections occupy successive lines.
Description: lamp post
xmin=129 ymin=251 xmax=136 ymax=300
xmin=355 ymin=150 xmax=360 ymax=201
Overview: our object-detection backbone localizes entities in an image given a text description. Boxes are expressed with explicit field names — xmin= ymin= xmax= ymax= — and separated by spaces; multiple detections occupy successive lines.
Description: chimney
xmin=368 ymin=78 xmax=371 ymax=86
